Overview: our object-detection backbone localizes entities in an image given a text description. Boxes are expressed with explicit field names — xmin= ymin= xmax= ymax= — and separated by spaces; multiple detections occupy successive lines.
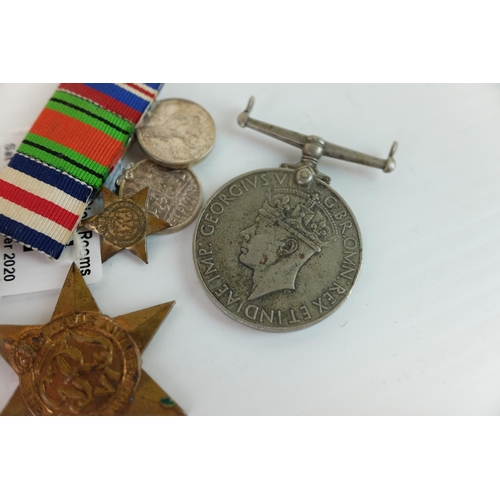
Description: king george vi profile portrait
xmin=239 ymin=189 xmax=338 ymax=300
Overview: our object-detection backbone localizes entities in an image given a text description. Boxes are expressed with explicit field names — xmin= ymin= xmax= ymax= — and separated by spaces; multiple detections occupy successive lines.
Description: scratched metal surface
xmin=1 ymin=83 xmax=499 ymax=415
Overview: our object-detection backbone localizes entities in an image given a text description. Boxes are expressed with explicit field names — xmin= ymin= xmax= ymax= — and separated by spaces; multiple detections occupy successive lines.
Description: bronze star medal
xmin=81 ymin=187 xmax=170 ymax=263
xmin=0 ymin=263 xmax=185 ymax=416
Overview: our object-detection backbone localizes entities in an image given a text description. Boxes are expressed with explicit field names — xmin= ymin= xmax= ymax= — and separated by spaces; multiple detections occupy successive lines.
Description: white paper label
xmin=2 ymin=130 xmax=26 ymax=165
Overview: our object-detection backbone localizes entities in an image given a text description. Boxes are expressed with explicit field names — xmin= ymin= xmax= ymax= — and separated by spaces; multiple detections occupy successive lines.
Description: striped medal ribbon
xmin=0 ymin=83 xmax=163 ymax=259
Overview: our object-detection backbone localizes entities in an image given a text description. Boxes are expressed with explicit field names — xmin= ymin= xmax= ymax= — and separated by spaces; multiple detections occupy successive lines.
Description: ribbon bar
xmin=0 ymin=83 xmax=163 ymax=259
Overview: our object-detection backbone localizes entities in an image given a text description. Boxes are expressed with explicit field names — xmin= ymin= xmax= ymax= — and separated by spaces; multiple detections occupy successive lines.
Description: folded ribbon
xmin=0 ymin=83 xmax=163 ymax=259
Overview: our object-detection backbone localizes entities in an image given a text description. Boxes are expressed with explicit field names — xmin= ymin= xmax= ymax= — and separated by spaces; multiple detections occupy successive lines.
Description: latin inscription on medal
xmin=194 ymin=168 xmax=362 ymax=332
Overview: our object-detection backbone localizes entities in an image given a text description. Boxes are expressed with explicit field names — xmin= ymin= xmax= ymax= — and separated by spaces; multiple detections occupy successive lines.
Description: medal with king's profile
xmin=193 ymin=98 xmax=398 ymax=332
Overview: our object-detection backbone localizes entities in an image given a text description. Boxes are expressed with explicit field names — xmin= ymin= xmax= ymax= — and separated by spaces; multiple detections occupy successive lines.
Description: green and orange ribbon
xmin=0 ymin=83 xmax=163 ymax=259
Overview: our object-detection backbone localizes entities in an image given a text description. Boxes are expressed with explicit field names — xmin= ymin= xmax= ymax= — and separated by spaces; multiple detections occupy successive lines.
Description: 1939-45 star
xmin=81 ymin=187 xmax=170 ymax=263
xmin=0 ymin=263 xmax=185 ymax=416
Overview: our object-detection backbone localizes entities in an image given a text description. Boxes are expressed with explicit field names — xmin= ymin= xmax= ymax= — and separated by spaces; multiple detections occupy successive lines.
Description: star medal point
xmin=81 ymin=187 xmax=170 ymax=263
xmin=0 ymin=263 xmax=185 ymax=416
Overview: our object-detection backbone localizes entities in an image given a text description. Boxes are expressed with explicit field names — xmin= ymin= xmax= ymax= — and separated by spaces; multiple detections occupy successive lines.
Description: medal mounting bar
xmin=238 ymin=97 xmax=398 ymax=188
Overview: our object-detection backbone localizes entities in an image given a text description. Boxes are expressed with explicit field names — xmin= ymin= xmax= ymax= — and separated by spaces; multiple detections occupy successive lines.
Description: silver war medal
xmin=193 ymin=97 xmax=397 ymax=332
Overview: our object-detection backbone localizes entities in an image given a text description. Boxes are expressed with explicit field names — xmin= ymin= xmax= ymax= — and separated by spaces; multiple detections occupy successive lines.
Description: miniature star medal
xmin=81 ymin=187 xmax=170 ymax=263
xmin=0 ymin=263 xmax=185 ymax=416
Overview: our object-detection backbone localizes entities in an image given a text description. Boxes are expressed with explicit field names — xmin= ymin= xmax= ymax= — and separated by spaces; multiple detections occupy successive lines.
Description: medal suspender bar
xmin=0 ymin=83 xmax=163 ymax=259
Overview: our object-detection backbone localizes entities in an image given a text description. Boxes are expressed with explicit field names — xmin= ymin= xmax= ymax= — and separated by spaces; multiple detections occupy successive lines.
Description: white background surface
xmin=1 ymin=83 xmax=499 ymax=415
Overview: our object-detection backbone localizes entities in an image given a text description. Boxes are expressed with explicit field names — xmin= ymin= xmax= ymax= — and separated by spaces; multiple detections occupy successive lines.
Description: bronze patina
xmin=81 ymin=187 xmax=170 ymax=263
xmin=0 ymin=263 xmax=185 ymax=416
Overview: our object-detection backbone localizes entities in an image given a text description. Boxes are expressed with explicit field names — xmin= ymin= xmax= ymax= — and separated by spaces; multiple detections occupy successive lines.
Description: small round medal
xmin=118 ymin=159 xmax=202 ymax=234
xmin=136 ymin=98 xmax=216 ymax=168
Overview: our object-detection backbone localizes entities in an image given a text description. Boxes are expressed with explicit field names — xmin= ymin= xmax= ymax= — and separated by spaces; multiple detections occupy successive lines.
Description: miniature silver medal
xmin=193 ymin=97 xmax=397 ymax=332
xmin=116 ymin=99 xmax=215 ymax=233
xmin=136 ymin=98 xmax=216 ymax=169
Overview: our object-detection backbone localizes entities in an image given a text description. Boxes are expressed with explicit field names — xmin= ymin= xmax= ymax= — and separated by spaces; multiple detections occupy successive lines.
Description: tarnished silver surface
xmin=193 ymin=97 xmax=398 ymax=332
xmin=118 ymin=159 xmax=202 ymax=234
xmin=238 ymin=97 xmax=398 ymax=174
xmin=137 ymin=98 xmax=216 ymax=168
xmin=193 ymin=168 xmax=362 ymax=332
xmin=193 ymin=97 xmax=397 ymax=332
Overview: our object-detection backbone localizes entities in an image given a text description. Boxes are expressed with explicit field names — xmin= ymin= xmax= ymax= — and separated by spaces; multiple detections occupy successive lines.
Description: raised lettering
xmin=201 ymin=224 xmax=214 ymax=236
xmin=312 ymin=297 xmax=330 ymax=313
xmin=214 ymin=284 xmax=229 ymax=298
xmin=218 ymin=194 xmax=234 ymax=206
xmin=339 ymin=267 xmax=355 ymax=279
xmin=274 ymin=173 xmax=288 ymax=185
xmin=227 ymin=290 xmax=242 ymax=306
xmin=324 ymin=196 xmax=337 ymax=209
xmin=205 ymin=213 xmax=218 ymax=224
xmin=246 ymin=175 xmax=258 ymax=189
xmin=343 ymin=237 xmax=358 ymax=249
xmin=229 ymin=184 xmax=243 ymax=197
xmin=300 ymin=305 xmax=312 ymax=320
xmin=329 ymin=282 xmax=346 ymax=294
xmin=94 ymin=374 xmax=115 ymax=396
xmin=260 ymin=309 xmax=275 ymax=324
xmin=211 ymin=202 xmax=224 ymax=215
xmin=288 ymin=309 xmax=301 ymax=324
xmin=344 ymin=251 xmax=357 ymax=266
xmin=201 ymin=257 xmax=217 ymax=276
xmin=245 ymin=305 xmax=259 ymax=320
xmin=339 ymin=220 xmax=353 ymax=235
